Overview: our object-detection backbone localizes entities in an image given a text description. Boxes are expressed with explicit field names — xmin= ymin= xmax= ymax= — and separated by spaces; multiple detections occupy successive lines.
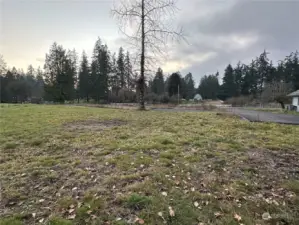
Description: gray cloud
xmin=175 ymin=0 xmax=299 ymax=82
xmin=1 ymin=0 xmax=299 ymax=83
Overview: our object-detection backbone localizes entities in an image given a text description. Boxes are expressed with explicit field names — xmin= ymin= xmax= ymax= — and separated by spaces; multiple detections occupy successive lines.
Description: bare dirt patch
xmin=246 ymin=148 xmax=299 ymax=178
xmin=64 ymin=119 xmax=127 ymax=132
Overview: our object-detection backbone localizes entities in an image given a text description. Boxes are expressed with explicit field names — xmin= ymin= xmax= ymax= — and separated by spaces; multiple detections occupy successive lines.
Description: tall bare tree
xmin=0 ymin=55 xmax=7 ymax=75
xmin=112 ymin=0 xmax=183 ymax=110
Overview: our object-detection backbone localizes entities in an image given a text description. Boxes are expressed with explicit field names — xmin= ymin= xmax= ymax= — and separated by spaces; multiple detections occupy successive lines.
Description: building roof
xmin=288 ymin=90 xmax=299 ymax=97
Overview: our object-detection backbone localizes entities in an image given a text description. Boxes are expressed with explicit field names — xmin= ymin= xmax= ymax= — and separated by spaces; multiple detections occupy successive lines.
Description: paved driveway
xmin=230 ymin=108 xmax=299 ymax=125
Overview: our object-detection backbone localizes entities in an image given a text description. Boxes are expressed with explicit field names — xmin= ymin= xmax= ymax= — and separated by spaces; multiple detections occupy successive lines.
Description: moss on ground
xmin=1 ymin=104 xmax=299 ymax=225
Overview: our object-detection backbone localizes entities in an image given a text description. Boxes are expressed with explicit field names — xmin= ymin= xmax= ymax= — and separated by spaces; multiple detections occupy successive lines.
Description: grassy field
xmin=1 ymin=104 xmax=299 ymax=225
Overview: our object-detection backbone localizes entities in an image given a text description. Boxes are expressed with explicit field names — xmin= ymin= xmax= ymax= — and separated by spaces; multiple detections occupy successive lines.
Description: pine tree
xmin=78 ymin=51 xmax=90 ymax=101
xmin=124 ymin=51 xmax=133 ymax=90
xmin=44 ymin=42 xmax=76 ymax=102
xmin=184 ymin=72 xmax=195 ymax=100
xmin=256 ymin=50 xmax=270 ymax=96
xmin=33 ymin=67 xmax=44 ymax=99
xmin=233 ymin=62 xmax=243 ymax=97
xmin=198 ymin=74 xmax=219 ymax=100
xmin=290 ymin=51 xmax=299 ymax=90
xmin=91 ymin=38 xmax=110 ymax=102
xmin=151 ymin=68 xmax=164 ymax=95
xmin=221 ymin=64 xmax=235 ymax=99
xmin=25 ymin=65 xmax=36 ymax=98
xmin=168 ymin=72 xmax=181 ymax=97
xmin=117 ymin=47 xmax=125 ymax=88
xmin=109 ymin=53 xmax=120 ymax=95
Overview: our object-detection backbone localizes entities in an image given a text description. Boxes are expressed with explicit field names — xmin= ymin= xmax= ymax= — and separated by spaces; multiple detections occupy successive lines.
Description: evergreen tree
xmin=33 ymin=67 xmax=44 ymax=99
xmin=151 ymin=68 xmax=164 ymax=95
xmin=184 ymin=72 xmax=195 ymax=100
xmin=221 ymin=64 xmax=235 ymax=99
xmin=124 ymin=51 xmax=133 ymax=90
xmin=292 ymin=51 xmax=299 ymax=90
xmin=44 ymin=42 xmax=76 ymax=102
xmin=256 ymin=50 xmax=270 ymax=96
xmin=91 ymin=38 xmax=110 ymax=102
xmin=198 ymin=74 xmax=219 ymax=100
xmin=168 ymin=72 xmax=181 ymax=97
xmin=284 ymin=51 xmax=299 ymax=90
xmin=109 ymin=53 xmax=120 ymax=95
xmin=117 ymin=47 xmax=125 ymax=88
xmin=233 ymin=62 xmax=243 ymax=97
xmin=25 ymin=65 xmax=36 ymax=98
xmin=78 ymin=51 xmax=90 ymax=101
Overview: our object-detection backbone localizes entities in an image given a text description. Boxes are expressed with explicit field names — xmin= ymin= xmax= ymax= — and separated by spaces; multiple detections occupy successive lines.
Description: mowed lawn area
xmin=1 ymin=105 xmax=299 ymax=225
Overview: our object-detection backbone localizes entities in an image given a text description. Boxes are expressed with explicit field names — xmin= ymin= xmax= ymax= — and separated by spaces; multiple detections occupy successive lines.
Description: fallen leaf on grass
xmin=38 ymin=218 xmax=44 ymax=223
xmin=169 ymin=206 xmax=175 ymax=217
xmin=194 ymin=201 xmax=199 ymax=207
xmin=69 ymin=204 xmax=75 ymax=209
xmin=234 ymin=213 xmax=242 ymax=221
xmin=38 ymin=199 xmax=45 ymax=203
xmin=158 ymin=212 xmax=167 ymax=223
xmin=161 ymin=191 xmax=167 ymax=196
xmin=262 ymin=212 xmax=271 ymax=220
xmin=68 ymin=214 xmax=76 ymax=220
xmin=134 ymin=217 xmax=145 ymax=224
xmin=32 ymin=213 xmax=36 ymax=218
xmin=68 ymin=209 xmax=75 ymax=214
xmin=214 ymin=212 xmax=223 ymax=218
xmin=174 ymin=180 xmax=180 ymax=185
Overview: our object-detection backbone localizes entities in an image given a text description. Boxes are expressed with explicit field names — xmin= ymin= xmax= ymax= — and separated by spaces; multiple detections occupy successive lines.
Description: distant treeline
xmin=1 ymin=41 xmax=298 ymax=104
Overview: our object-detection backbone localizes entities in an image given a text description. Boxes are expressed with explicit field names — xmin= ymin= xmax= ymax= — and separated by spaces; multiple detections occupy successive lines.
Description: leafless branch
xmin=112 ymin=0 xmax=185 ymax=109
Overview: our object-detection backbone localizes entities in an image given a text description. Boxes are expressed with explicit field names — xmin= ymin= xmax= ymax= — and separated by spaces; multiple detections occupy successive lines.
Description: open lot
xmin=1 ymin=105 xmax=299 ymax=225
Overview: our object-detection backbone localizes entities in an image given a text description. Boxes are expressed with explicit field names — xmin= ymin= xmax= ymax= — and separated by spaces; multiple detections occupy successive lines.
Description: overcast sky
xmin=1 ymin=0 xmax=299 ymax=83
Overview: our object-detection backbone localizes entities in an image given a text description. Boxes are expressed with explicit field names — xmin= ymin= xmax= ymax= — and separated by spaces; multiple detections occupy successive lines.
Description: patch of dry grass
xmin=1 ymin=104 xmax=299 ymax=225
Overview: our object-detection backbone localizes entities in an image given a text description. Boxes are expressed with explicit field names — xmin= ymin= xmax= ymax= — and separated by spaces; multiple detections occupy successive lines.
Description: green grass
xmin=1 ymin=104 xmax=299 ymax=225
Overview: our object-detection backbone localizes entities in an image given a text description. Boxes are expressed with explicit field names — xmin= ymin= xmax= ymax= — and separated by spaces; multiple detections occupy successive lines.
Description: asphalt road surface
xmin=152 ymin=108 xmax=299 ymax=125
xmin=230 ymin=108 xmax=299 ymax=125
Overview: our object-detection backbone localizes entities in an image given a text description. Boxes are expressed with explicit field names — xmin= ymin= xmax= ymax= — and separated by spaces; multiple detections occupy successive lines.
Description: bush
xmin=169 ymin=95 xmax=180 ymax=104
xmin=159 ymin=94 xmax=170 ymax=103
xmin=108 ymin=89 xmax=137 ymax=103
xmin=30 ymin=97 xmax=43 ymax=104
xmin=145 ymin=93 xmax=159 ymax=104
xmin=225 ymin=95 xmax=254 ymax=106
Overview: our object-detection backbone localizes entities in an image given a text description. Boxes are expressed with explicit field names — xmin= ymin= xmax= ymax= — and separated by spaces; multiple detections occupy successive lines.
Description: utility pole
xmin=178 ymin=85 xmax=180 ymax=104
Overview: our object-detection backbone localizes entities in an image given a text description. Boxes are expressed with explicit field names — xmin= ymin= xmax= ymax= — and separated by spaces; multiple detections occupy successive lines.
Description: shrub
xmin=169 ymin=95 xmax=180 ymax=104
xmin=145 ymin=93 xmax=159 ymax=104
xmin=225 ymin=95 xmax=254 ymax=106
xmin=159 ymin=94 xmax=170 ymax=103
xmin=108 ymin=89 xmax=137 ymax=103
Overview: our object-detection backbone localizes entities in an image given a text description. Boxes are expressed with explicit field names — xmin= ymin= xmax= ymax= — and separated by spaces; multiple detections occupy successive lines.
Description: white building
xmin=288 ymin=90 xmax=299 ymax=112
xmin=194 ymin=94 xmax=203 ymax=101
